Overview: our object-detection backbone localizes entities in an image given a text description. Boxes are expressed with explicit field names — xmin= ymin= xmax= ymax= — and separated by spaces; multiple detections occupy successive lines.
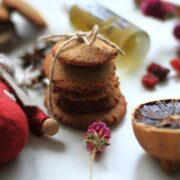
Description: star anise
xmin=20 ymin=44 xmax=49 ymax=89
xmin=21 ymin=44 xmax=49 ymax=70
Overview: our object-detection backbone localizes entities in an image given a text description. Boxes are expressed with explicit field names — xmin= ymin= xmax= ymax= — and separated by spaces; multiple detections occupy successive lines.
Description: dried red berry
xmin=170 ymin=59 xmax=180 ymax=75
xmin=173 ymin=23 xmax=180 ymax=41
xmin=142 ymin=73 xmax=159 ymax=89
xmin=177 ymin=48 xmax=180 ymax=58
xmin=147 ymin=63 xmax=170 ymax=81
xmin=140 ymin=0 xmax=175 ymax=21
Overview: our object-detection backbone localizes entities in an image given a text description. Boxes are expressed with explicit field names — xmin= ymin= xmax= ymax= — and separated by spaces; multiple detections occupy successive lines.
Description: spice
xmin=142 ymin=62 xmax=171 ymax=89
xmin=170 ymin=58 xmax=180 ymax=76
xmin=140 ymin=0 xmax=176 ymax=21
xmin=147 ymin=63 xmax=170 ymax=81
xmin=21 ymin=45 xmax=48 ymax=69
xmin=177 ymin=48 xmax=180 ymax=58
xmin=173 ymin=22 xmax=180 ymax=41
xmin=20 ymin=44 xmax=49 ymax=89
xmin=142 ymin=73 xmax=159 ymax=89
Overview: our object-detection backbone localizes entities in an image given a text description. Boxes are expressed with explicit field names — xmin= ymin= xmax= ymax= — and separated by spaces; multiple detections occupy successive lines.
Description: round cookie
xmin=45 ymin=92 xmax=127 ymax=129
xmin=53 ymin=76 xmax=119 ymax=101
xmin=2 ymin=0 xmax=46 ymax=28
xmin=0 ymin=3 xmax=9 ymax=21
xmin=57 ymin=95 xmax=119 ymax=113
xmin=50 ymin=87 xmax=120 ymax=114
xmin=51 ymin=38 xmax=118 ymax=66
xmin=43 ymin=53 xmax=116 ymax=93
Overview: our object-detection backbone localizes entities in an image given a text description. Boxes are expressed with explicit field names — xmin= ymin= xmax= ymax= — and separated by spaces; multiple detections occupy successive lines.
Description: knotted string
xmin=40 ymin=25 xmax=124 ymax=117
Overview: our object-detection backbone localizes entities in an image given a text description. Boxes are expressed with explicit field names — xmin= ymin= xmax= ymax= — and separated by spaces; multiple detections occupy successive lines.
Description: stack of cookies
xmin=44 ymin=38 xmax=127 ymax=129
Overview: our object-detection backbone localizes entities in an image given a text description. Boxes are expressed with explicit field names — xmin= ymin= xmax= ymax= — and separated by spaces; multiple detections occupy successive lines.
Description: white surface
xmin=0 ymin=0 xmax=180 ymax=180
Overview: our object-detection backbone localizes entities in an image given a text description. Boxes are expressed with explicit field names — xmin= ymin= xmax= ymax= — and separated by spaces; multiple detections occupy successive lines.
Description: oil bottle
xmin=66 ymin=0 xmax=150 ymax=69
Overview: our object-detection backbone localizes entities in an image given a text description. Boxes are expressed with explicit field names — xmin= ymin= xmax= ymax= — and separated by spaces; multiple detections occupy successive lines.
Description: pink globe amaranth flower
xmin=84 ymin=121 xmax=111 ymax=153
xmin=140 ymin=0 xmax=176 ymax=20
xmin=173 ymin=23 xmax=180 ymax=41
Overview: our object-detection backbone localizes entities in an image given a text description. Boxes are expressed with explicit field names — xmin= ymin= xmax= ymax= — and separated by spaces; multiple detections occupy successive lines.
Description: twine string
xmin=40 ymin=25 xmax=124 ymax=117
xmin=48 ymin=36 xmax=77 ymax=116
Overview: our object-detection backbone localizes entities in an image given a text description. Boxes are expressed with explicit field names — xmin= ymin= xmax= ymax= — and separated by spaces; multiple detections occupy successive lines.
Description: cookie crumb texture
xmin=44 ymin=40 xmax=127 ymax=128
xmin=43 ymin=53 xmax=116 ymax=92
xmin=52 ymin=39 xmax=118 ymax=66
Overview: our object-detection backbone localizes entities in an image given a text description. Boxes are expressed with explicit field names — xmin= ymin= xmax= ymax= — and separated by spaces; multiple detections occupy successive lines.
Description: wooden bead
xmin=42 ymin=118 xmax=60 ymax=136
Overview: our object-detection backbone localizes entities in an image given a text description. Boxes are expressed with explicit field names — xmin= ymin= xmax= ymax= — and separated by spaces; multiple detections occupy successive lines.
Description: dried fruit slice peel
xmin=132 ymin=99 xmax=180 ymax=173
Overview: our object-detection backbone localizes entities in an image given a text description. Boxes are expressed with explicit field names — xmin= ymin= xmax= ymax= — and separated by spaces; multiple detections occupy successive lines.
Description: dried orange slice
xmin=132 ymin=99 xmax=180 ymax=173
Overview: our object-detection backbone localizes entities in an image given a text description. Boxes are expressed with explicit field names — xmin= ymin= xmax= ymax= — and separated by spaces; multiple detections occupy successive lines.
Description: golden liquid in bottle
xmin=68 ymin=1 xmax=150 ymax=70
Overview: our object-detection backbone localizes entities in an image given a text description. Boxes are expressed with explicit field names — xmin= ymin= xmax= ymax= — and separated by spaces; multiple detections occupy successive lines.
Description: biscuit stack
xmin=44 ymin=38 xmax=127 ymax=129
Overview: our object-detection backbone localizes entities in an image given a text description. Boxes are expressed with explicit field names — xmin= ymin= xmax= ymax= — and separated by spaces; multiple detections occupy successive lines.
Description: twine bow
xmin=40 ymin=25 xmax=124 ymax=117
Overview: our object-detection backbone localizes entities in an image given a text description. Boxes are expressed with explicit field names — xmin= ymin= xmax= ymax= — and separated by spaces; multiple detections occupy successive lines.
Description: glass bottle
xmin=67 ymin=0 xmax=150 ymax=69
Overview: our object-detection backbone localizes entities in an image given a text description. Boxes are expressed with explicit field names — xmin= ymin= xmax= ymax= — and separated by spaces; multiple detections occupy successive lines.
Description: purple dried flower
xmin=173 ymin=23 xmax=180 ymax=41
xmin=140 ymin=0 xmax=175 ymax=20
xmin=84 ymin=121 xmax=111 ymax=153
